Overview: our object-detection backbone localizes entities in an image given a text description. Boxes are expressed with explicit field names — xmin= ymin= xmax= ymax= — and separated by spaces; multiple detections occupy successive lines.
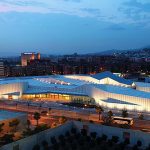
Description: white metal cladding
xmin=0 ymin=72 xmax=149 ymax=112
xmin=135 ymin=82 xmax=150 ymax=92
xmin=136 ymin=86 xmax=150 ymax=93
xmin=87 ymin=86 xmax=150 ymax=112
xmin=0 ymin=82 xmax=28 ymax=98
xmin=64 ymin=75 xmax=100 ymax=84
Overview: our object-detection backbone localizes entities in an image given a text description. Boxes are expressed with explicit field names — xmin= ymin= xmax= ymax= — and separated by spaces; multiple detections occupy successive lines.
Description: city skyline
xmin=0 ymin=0 xmax=150 ymax=56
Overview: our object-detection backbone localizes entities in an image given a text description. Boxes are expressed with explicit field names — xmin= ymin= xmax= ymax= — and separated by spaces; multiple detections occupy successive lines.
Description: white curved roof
xmin=94 ymin=84 xmax=150 ymax=99
xmin=92 ymin=71 xmax=133 ymax=85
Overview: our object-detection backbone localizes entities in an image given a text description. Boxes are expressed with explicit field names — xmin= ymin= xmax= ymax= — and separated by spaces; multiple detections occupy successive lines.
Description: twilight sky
xmin=0 ymin=0 xmax=150 ymax=56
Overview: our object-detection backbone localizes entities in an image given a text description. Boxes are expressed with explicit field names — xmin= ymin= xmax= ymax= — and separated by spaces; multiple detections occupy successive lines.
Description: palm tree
xmin=27 ymin=119 xmax=31 ymax=130
xmin=107 ymin=110 xmax=113 ymax=118
xmin=33 ymin=112 xmax=41 ymax=126
xmin=39 ymin=104 xmax=42 ymax=112
xmin=138 ymin=113 xmax=144 ymax=120
xmin=0 ymin=123 xmax=5 ymax=133
xmin=105 ymin=110 xmax=113 ymax=124
xmin=27 ymin=102 xmax=30 ymax=111
xmin=122 ymin=109 xmax=128 ymax=118
xmin=95 ymin=106 xmax=104 ymax=120
xmin=48 ymin=107 xmax=51 ymax=115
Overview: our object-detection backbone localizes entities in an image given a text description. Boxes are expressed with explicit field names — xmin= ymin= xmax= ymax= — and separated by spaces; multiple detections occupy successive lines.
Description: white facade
xmin=135 ymin=82 xmax=150 ymax=93
xmin=0 ymin=71 xmax=149 ymax=112
xmin=0 ymin=82 xmax=28 ymax=99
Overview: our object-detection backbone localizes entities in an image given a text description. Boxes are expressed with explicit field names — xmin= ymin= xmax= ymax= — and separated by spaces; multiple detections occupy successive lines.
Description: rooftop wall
xmin=1 ymin=121 xmax=150 ymax=150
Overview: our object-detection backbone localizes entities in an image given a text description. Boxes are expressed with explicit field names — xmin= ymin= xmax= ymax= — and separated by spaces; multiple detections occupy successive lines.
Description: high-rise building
xmin=21 ymin=52 xmax=40 ymax=66
xmin=0 ymin=62 xmax=5 ymax=77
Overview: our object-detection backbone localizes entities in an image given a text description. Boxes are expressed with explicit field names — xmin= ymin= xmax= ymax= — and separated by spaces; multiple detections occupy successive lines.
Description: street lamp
xmin=16 ymin=103 xmax=18 ymax=110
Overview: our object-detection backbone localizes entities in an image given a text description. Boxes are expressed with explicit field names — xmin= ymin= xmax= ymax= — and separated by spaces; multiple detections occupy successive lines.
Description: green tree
xmin=51 ymin=122 xmax=57 ymax=128
xmin=95 ymin=106 xmax=104 ymax=120
xmin=9 ymin=119 xmax=20 ymax=132
xmin=105 ymin=110 xmax=113 ymax=124
xmin=107 ymin=110 xmax=113 ymax=118
xmin=0 ymin=122 xmax=5 ymax=133
xmin=122 ymin=109 xmax=128 ymax=118
xmin=138 ymin=113 xmax=144 ymax=120
xmin=59 ymin=116 xmax=67 ymax=124
xmin=2 ymin=134 xmax=14 ymax=144
xmin=33 ymin=112 xmax=41 ymax=126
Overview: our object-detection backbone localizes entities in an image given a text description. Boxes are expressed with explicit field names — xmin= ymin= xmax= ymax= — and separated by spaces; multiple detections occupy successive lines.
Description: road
xmin=0 ymin=100 xmax=150 ymax=132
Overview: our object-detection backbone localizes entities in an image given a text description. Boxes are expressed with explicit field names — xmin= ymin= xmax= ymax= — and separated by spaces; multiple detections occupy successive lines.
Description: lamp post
xmin=15 ymin=103 xmax=18 ymax=110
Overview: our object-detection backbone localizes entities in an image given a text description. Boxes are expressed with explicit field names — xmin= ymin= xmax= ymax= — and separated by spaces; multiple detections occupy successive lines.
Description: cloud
xmin=107 ymin=24 xmax=126 ymax=31
xmin=136 ymin=0 xmax=150 ymax=4
xmin=0 ymin=0 xmax=150 ymax=25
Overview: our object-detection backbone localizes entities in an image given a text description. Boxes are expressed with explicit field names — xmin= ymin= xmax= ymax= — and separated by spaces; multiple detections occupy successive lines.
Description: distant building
xmin=0 ymin=62 xmax=5 ymax=77
xmin=21 ymin=52 xmax=40 ymax=66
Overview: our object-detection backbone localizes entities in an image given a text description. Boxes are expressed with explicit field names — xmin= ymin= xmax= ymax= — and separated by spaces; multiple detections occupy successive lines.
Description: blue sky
xmin=0 ymin=0 xmax=150 ymax=56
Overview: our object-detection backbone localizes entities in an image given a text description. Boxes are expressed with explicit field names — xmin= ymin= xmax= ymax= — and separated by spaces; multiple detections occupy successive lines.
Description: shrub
xmin=32 ymin=144 xmax=40 ymax=150
xmin=138 ymin=113 xmax=144 ymax=120
xmin=42 ymin=140 xmax=48 ymax=148
xmin=89 ymin=120 xmax=94 ymax=123
xmin=89 ymin=140 xmax=96 ymax=148
xmin=120 ymin=124 xmax=130 ymax=129
xmin=51 ymin=122 xmax=57 ymax=128
xmin=34 ymin=124 xmax=49 ymax=133
xmin=9 ymin=119 xmax=20 ymax=132
xmin=22 ymin=128 xmax=33 ymax=137
xmin=122 ymin=109 xmax=128 ymax=118
xmin=112 ymin=136 xmax=119 ymax=143
xmin=71 ymin=128 xmax=77 ymax=135
xmin=67 ymin=137 xmax=73 ymax=143
xmin=79 ymin=138 xmax=84 ymax=146
xmin=145 ymin=144 xmax=150 ymax=150
xmin=96 ymin=137 xmax=102 ymax=145
xmin=51 ymin=136 xmax=57 ymax=145
xmin=1 ymin=134 xmax=14 ymax=144
xmin=108 ymin=139 xmax=113 ymax=147
xmin=81 ymin=129 xmax=87 ymax=136
xmin=77 ymin=118 xmax=82 ymax=121
xmin=90 ymin=132 xmax=97 ymax=139
xmin=52 ymin=143 xmax=59 ymax=150
xmin=41 ymin=111 xmax=47 ymax=115
xmin=0 ymin=123 xmax=5 ymax=133
xmin=119 ymin=142 xmax=126 ymax=150
xmin=65 ymin=131 xmax=70 ymax=137
xmin=59 ymin=116 xmax=67 ymax=124
xmin=137 ymin=140 xmax=142 ymax=147
xmin=60 ymin=140 xmax=66 ymax=147
xmin=86 ymin=136 xmax=91 ymax=143
xmin=124 ymin=138 xmax=130 ymax=145
xmin=75 ymin=133 xmax=81 ymax=139
xmin=58 ymin=134 xmax=64 ymax=142
xmin=101 ymin=134 xmax=107 ymax=141
xmin=132 ymin=145 xmax=138 ymax=150
xmin=71 ymin=143 xmax=77 ymax=150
